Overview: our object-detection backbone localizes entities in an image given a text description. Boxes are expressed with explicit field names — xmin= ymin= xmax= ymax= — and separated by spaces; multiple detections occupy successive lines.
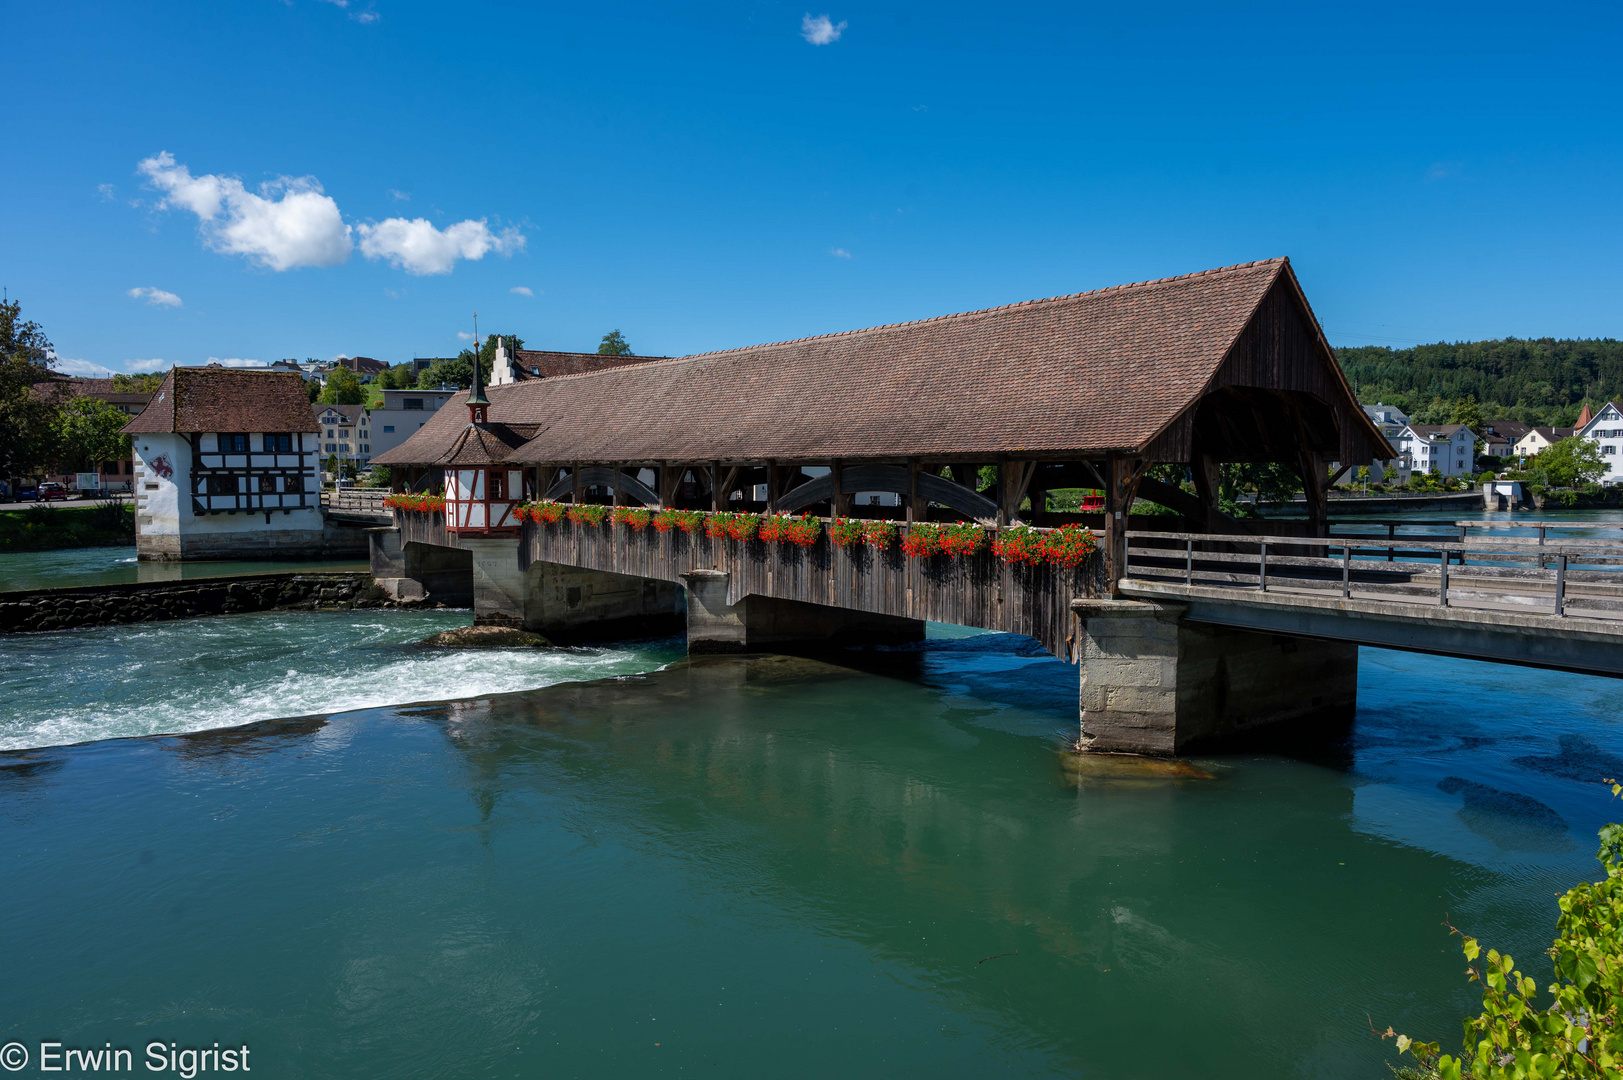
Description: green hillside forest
xmin=1334 ymin=338 xmax=1623 ymax=427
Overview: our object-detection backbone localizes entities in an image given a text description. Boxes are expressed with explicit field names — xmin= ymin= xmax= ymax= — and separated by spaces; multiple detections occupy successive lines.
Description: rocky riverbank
xmin=0 ymin=572 xmax=445 ymax=634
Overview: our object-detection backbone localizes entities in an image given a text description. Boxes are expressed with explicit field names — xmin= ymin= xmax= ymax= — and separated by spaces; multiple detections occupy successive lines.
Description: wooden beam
xmin=906 ymin=458 xmax=919 ymax=525
xmin=572 ymin=461 xmax=581 ymax=505
xmin=766 ymin=461 xmax=779 ymax=513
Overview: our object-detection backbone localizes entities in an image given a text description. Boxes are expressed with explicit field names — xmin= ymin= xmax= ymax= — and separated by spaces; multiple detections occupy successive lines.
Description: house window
xmin=207 ymin=474 xmax=237 ymax=496
xmin=489 ymin=471 xmax=507 ymax=499
xmin=259 ymin=474 xmax=278 ymax=493
xmin=382 ymin=426 xmax=394 ymax=433
xmin=404 ymin=398 xmax=424 ymax=410
xmin=326 ymin=443 xmax=337 ymax=452
xmin=263 ymin=433 xmax=293 ymax=452
xmin=218 ymin=433 xmax=248 ymax=453
xmin=1606 ymin=447 xmax=1617 ymax=456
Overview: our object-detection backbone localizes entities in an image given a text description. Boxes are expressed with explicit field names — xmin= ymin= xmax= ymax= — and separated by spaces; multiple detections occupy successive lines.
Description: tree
xmin=598 ymin=330 xmax=631 ymax=356
xmin=1449 ymin=395 xmax=1485 ymax=435
xmin=376 ymin=365 xmax=413 ymax=390
xmin=111 ymin=372 xmax=164 ymax=393
xmin=0 ymin=300 xmax=63 ymax=485
xmin=54 ymin=397 xmax=132 ymax=472
xmin=416 ymin=355 xmax=474 ymax=390
xmin=318 ymin=365 xmax=366 ymax=405
xmin=1535 ymin=436 xmax=1608 ymax=487
xmin=305 ymin=378 xmax=321 ymax=403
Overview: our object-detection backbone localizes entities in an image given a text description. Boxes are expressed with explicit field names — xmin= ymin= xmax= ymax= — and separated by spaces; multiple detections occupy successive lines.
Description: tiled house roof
xmin=377 ymin=258 xmax=1386 ymax=467
xmin=509 ymin=349 xmax=666 ymax=380
xmin=122 ymin=368 xmax=320 ymax=435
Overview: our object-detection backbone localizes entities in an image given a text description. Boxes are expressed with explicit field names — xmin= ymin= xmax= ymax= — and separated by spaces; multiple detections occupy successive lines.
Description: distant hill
xmin=1333 ymin=338 xmax=1623 ymax=427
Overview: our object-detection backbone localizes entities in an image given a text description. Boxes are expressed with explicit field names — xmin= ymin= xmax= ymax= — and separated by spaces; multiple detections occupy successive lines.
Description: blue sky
xmin=4 ymin=1 xmax=1620 ymax=375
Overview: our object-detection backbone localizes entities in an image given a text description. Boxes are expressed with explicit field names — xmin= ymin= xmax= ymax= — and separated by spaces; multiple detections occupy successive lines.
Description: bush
xmin=1385 ymin=784 xmax=1623 ymax=1078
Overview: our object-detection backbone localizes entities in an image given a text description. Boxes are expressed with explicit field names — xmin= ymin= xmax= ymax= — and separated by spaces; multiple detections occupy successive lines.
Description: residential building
xmin=338 ymin=355 xmax=388 ymax=381
xmin=121 ymin=366 xmax=322 ymax=560
xmin=369 ymin=387 xmax=460 ymax=461
xmin=1574 ymin=401 xmax=1623 ymax=485
xmin=313 ymin=403 xmax=372 ymax=465
xmin=488 ymin=339 xmax=666 ymax=386
xmin=1478 ymin=420 xmax=1532 ymax=460
xmin=1513 ymin=427 xmax=1573 ymax=460
xmin=1357 ymin=403 xmax=1409 ymax=483
xmin=1394 ymin=424 xmax=1479 ymax=478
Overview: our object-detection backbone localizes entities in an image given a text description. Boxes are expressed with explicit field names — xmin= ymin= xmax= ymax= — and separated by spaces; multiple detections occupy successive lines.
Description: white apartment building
xmin=1394 ymin=424 xmax=1479 ymax=479
xmin=313 ymin=403 xmax=372 ymax=465
xmin=1575 ymin=401 xmax=1623 ymax=485
xmin=1357 ymin=403 xmax=1409 ymax=484
xmin=369 ymin=387 xmax=460 ymax=462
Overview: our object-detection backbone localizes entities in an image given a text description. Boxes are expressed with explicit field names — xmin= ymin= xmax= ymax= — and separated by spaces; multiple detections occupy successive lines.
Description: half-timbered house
xmin=122 ymin=366 xmax=323 ymax=560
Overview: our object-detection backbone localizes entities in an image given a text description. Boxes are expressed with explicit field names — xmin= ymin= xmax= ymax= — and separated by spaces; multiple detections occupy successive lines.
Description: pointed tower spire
xmin=467 ymin=312 xmax=488 ymax=422
xmin=1577 ymin=400 xmax=1594 ymax=429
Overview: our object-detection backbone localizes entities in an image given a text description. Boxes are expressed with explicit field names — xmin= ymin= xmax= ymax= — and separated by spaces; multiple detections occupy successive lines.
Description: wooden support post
xmin=710 ymin=461 xmax=722 ymax=511
xmin=572 ymin=461 xmax=581 ymax=505
xmin=1342 ymin=542 xmax=1352 ymax=599
xmin=658 ymin=463 xmax=680 ymax=509
xmin=1103 ymin=454 xmax=1148 ymax=593
xmin=1439 ymin=548 xmax=1449 ymax=607
xmin=1191 ymin=454 xmax=1222 ymax=533
xmin=1185 ymin=537 xmax=1194 ymax=585
xmin=1554 ymin=554 xmax=1567 ymax=616
xmin=830 ymin=460 xmax=848 ymax=517
xmin=612 ymin=464 xmax=624 ymax=507
xmin=718 ymin=465 xmax=740 ymax=510
xmin=1259 ymin=541 xmax=1268 ymax=591
xmin=906 ymin=459 xmax=918 ymax=526
xmin=999 ymin=460 xmax=1036 ymax=526
xmin=766 ymin=461 xmax=779 ymax=514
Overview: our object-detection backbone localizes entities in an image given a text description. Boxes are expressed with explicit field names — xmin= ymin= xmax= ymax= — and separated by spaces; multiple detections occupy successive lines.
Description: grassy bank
xmin=0 ymin=503 xmax=136 ymax=551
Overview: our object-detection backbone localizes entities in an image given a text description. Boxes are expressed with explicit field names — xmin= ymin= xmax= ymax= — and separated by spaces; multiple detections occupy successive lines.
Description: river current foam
xmin=0 ymin=610 xmax=682 ymax=751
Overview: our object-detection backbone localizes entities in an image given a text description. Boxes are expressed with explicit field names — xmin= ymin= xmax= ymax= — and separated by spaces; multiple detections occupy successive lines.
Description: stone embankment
xmin=0 ymin=572 xmax=444 ymax=634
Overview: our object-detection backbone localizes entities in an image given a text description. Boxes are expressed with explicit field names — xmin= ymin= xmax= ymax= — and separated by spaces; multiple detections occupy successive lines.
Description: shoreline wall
xmin=0 ymin=572 xmax=445 ymax=635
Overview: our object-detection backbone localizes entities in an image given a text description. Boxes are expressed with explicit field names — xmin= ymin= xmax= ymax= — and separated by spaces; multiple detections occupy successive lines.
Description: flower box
xmin=614 ymin=507 xmax=652 ymax=531
xmin=829 ymin=517 xmax=865 ymax=547
xmin=516 ymin=500 xmax=566 ymax=525
xmin=759 ymin=513 xmax=820 ymax=547
xmin=384 ymin=493 xmax=446 ymax=514
xmin=991 ymin=525 xmax=1046 ymax=566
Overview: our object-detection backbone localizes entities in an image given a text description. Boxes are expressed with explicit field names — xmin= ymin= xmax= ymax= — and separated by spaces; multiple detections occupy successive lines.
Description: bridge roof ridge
xmin=497 ymin=257 xmax=1291 ymax=386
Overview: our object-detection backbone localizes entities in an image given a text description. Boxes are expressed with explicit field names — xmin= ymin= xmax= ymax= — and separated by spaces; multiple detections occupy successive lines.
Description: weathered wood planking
xmin=395 ymin=510 xmax=1104 ymax=658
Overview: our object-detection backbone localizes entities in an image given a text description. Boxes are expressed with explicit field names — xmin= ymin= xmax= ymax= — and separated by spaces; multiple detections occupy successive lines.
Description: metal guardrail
xmin=1125 ymin=528 xmax=1623 ymax=620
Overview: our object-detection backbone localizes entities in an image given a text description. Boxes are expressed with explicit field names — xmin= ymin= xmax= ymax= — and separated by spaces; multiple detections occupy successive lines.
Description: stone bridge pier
xmin=1072 ymin=599 xmax=1358 ymax=755
xmin=682 ymin=570 xmax=924 ymax=653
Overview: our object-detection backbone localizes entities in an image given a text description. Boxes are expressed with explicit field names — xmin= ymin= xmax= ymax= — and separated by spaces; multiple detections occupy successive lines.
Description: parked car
xmin=35 ymin=481 xmax=68 ymax=502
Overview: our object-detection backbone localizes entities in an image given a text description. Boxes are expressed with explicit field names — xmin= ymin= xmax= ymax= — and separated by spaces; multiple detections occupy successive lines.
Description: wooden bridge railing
xmin=1125 ymin=528 xmax=1623 ymax=620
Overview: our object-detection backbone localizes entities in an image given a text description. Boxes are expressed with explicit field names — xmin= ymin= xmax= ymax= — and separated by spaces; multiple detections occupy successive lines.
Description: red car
xmin=35 ymin=481 xmax=68 ymax=502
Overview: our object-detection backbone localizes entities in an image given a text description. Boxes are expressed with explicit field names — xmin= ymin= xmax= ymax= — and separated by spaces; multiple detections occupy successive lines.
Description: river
xmin=2 ymin=606 xmax=1619 ymax=1077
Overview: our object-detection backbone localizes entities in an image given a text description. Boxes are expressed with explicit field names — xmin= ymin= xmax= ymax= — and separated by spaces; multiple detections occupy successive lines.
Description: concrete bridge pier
xmin=682 ymin=569 xmax=925 ymax=653
xmin=1074 ymin=599 xmax=1357 ymax=756
xmin=519 ymin=560 xmax=682 ymax=642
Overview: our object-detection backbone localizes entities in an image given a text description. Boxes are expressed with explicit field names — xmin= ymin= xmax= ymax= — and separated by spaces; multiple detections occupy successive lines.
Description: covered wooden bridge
xmin=373 ymin=257 xmax=1393 ymax=754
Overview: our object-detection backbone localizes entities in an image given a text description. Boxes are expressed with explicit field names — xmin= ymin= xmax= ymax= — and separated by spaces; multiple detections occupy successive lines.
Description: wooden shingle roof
xmin=122 ymin=368 xmax=320 ymax=435
xmin=375 ymin=258 xmax=1381 ymax=467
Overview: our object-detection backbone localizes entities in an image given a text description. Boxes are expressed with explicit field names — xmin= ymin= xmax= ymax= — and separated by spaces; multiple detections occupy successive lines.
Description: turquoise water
xmin=0 ymin=546 xmax=371 ymax=593
xmin=2 ymin=616 xmax=1620 ymax=1077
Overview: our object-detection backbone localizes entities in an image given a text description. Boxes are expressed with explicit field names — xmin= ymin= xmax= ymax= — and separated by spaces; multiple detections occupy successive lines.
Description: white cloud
xmin=388 ymin=189 xmax=410 ymax=201
xmin=830 ymin=247 xmax=852 ymax=258
xmin=97 ymin=184 xmax=116 ymax=201
xmin=138 ymin=151 xmax=353 ymax=271
xmin=127 ymin=286 xmax=183 ymax=308
xmin=456 ymin=332 xmax=475 ymax=341
xmin=205 ymin=357 xmax=268 ymax=368
xmin=801 ymin=13 xmax=846 ymax=44
xmin=510 ymin=286 xmax=534 ymax=296
xmin=54 ymin=358 xmax=119 ymax=378
xmin=356 ymin=217 xmax=525 ymax=275
xmin=351 ymin=9 xmax=379 ymax=23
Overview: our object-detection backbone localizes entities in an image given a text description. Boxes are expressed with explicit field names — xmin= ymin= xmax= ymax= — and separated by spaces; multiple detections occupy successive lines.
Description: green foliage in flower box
xmin=566 ymin=504 xmax=608 ymax=526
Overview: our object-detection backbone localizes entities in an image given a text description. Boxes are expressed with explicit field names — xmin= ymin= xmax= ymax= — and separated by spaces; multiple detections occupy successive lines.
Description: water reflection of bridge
xmin=370 ymin=258 xmax=1623 ymax=755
